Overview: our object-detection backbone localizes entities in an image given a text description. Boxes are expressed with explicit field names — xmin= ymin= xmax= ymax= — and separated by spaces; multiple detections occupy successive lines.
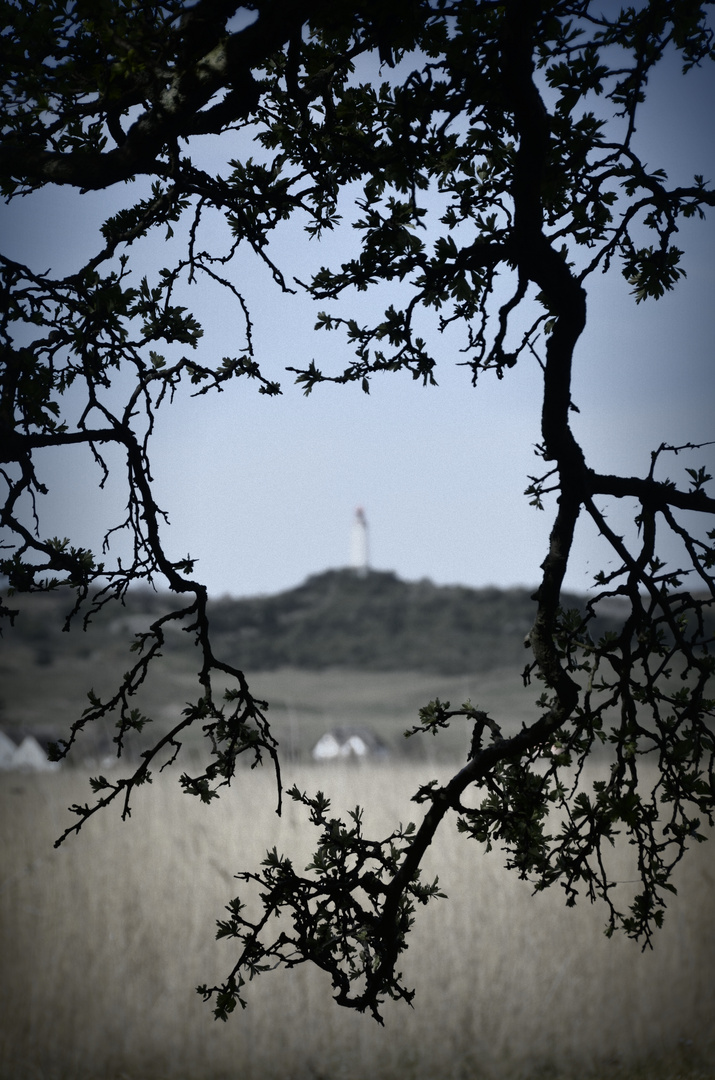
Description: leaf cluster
xmin=199 ymin=785 xmax=445 ymax=1023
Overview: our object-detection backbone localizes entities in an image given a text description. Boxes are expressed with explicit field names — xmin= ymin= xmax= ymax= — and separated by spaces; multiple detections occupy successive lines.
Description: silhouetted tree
xmin=1 ymin=0 xmax=714 ymax=1021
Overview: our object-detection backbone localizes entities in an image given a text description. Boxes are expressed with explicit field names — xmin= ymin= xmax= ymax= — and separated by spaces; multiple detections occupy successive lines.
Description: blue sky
xmin=2 ymin=38 xmax=714 ymax=599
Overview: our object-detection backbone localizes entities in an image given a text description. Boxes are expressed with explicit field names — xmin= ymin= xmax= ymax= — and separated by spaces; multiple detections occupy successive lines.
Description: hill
xmin=4 ymin=568 xmax=629 ymax=677
xmin=204 ymin=569 xmax=628 ymax=674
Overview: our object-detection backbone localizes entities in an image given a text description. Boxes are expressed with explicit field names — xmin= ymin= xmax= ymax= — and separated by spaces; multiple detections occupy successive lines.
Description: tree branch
xmin=0 ymin=0 xmax=321 ymax=190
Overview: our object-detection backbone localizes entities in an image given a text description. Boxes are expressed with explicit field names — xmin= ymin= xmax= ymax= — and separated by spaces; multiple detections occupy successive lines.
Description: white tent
xmin=0 ymin=729 xmax=60 ymax=772
xmin=311 ymin=726 xmax=388 ymax=762
xmin=14 ymin=735 xmax=59 ymax=772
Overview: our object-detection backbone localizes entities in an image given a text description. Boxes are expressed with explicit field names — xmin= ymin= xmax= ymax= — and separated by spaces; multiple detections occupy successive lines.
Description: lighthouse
xmin=350 ymin=507 xmax=370 ymax=577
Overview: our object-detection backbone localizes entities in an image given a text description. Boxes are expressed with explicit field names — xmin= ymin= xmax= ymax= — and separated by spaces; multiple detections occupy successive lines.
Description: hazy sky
xmin=3 ymin=40 xmax=714 ymax=599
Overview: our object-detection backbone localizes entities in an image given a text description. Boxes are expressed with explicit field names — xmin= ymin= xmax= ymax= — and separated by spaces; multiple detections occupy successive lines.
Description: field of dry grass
xmin=1 ymin=761 xmax=714 ymax=1080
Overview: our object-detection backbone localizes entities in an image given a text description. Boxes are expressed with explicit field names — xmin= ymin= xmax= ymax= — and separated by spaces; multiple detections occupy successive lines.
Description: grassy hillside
xmin=2 ymin=567 xmax=631 ymax=676
xmin=0 ymin=570 xmax=621 ymax=762
xmin=0 ymin=568 xmax=677 ymax=765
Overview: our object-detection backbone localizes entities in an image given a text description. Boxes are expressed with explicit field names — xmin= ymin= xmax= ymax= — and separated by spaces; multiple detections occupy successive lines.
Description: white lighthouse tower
xmin=349 ymin=506 xmax=370 ymax=577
